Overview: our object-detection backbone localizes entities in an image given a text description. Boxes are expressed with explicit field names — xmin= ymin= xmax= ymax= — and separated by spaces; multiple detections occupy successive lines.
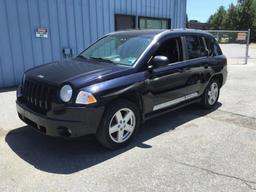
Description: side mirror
xmin=149 ymin=56 xmax=170 ymax=69
xmin=205 ymin=49 xmax=210 ymax=57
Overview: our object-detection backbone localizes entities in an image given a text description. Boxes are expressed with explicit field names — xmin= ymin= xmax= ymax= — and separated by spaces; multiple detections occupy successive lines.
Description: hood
xmin=25 ymin=58 xmax=134 ymax=88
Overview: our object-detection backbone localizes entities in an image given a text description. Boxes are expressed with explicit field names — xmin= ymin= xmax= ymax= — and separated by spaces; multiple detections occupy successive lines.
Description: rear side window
xmin=185 ymin=36 xmax=208 ymax=59
xmin=205 ymin=37 xmax=223 ymax=56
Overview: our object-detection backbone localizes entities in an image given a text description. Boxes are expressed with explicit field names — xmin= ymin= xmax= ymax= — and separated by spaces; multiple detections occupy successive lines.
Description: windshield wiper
xmin=90 ymin=57 xmax=114 ymax=64
xmin=77 ymin=55 xmax=89 ymax=60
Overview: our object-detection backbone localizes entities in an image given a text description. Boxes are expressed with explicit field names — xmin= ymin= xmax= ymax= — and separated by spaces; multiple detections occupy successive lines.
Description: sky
xmin=187 ymin=0 xmax=237 ymax=22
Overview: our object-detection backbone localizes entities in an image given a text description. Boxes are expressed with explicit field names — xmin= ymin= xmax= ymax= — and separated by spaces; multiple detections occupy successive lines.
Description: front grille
xmin=22 ymin=79 xmax=56 ymax=114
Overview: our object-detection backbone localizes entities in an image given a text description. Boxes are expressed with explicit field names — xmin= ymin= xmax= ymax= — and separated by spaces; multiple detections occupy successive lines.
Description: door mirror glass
xmin=150 ymin=56 xmax=170 ymax=68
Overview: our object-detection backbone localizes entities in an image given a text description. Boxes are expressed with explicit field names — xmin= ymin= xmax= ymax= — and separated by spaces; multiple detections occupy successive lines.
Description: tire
xmin=96 ymin=99 xmax=141 ymax=150
xmin=201 ymin=78 xmax=220 ymax=109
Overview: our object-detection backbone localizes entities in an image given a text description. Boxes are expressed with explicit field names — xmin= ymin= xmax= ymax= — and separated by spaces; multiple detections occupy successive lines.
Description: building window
xmin=139 ymin=17 xmax=171 ymax=29
xmin=115 ymin=14 xmax=136 ymax=31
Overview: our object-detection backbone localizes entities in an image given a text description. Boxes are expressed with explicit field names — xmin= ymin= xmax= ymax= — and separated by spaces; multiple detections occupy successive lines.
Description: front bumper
xmin=16 ymin=101 xmax=104 ymax=138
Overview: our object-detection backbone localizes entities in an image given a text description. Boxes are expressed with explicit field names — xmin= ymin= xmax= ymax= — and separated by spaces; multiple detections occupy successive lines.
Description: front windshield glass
xmin=79 ymin=35 xmax=152 ymax=66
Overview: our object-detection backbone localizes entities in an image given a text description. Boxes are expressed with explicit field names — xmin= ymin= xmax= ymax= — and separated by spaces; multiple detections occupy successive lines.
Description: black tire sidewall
xmin=96 ymin=100 xmax=141 ymax=149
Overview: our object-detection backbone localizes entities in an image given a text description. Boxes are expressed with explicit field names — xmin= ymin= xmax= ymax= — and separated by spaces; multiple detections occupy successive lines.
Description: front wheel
xmin=201 ymin=79 xmax=220 ymax=109
xmin=96 ymin=100 xmax=141 ymax=149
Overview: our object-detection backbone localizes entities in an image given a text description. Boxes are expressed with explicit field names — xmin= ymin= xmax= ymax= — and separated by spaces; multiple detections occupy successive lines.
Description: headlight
xmin=75 ymin=91 xmax=97 ymax=105
xmin=60 ymin=85 xmax=73 ymax=102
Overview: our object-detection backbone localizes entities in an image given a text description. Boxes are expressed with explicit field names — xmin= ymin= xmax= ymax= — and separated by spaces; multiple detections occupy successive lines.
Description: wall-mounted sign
xmin=35 ymin=28 xmax=48 ymax=38
xmin=237 ymin=32 xmax=247 ymax=41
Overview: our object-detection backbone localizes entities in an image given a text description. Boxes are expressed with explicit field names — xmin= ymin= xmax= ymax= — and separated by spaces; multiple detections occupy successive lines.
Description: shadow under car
xmin=5 ymin=103 xmax=221 ymax=174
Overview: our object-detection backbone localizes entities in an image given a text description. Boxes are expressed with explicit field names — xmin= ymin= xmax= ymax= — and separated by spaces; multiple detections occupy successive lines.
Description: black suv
xmin=17 ymin=29 xmax=227 ymax=149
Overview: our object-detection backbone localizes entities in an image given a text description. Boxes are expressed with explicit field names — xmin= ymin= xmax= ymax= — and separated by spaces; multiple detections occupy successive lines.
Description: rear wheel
xmin=96 ymin=100 xmax=140 ymax=149
xmin=201 ymin=79 xmax=220 ymax=109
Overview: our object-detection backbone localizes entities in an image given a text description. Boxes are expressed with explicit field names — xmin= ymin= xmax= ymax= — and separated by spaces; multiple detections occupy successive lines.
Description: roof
xmin=109 ymin=29 xmax=212 ymax=38
xmin=109 ymin=29 xmax=165 ymax=37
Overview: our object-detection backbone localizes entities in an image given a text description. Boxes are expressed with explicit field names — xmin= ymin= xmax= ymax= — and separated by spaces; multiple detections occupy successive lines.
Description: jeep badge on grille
xmin=37 ymin=74 xmax=44 ymax=78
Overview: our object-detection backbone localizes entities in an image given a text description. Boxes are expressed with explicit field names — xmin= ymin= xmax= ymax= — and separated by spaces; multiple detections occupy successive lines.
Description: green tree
xmin=238 ymin=0 xmax=256 ymax=41
xmin=208 ymin=6 xmax=227 ymax=30
xmin=208 ymin=0 xmax=256 ymax=42
xmin=238 ymin=0 xmax=255 ymax=30
xmin=224 ymin=3 xmax=240 ymax=30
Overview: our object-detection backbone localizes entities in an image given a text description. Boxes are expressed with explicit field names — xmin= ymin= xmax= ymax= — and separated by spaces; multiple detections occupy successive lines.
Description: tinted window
xmin=155 ymin=38 xmax=183 ymax=64
xmin=205 ymin=37 xmax=223 ymax=56
xmin=115 ymin=14 xmax=136 ymax=31
xmin=139 ymin=17 xmax=170 ymax=29
xmin=185 ymin=36 xmax=208 ymax=59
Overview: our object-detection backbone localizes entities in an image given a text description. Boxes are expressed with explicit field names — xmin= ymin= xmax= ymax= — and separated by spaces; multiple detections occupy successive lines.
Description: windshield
xmin=79 ymin=35 xmax=152 ymax=66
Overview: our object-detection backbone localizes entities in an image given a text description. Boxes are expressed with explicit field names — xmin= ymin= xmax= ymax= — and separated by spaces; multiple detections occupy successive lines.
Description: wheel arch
xmin=210 ymin=73 xmax=224 ymax=88
xmin=120 ymin=92 xmax=143 ymax=113
xmin=104 ymin=92 xmax=144 ymax=121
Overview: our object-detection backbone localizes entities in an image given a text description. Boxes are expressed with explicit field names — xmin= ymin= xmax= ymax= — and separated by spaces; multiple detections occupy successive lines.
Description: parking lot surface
xmin=1 ymin=61 xmax=256 ymax=192
xmin=220 ymin=44 xmax=256 ymax=65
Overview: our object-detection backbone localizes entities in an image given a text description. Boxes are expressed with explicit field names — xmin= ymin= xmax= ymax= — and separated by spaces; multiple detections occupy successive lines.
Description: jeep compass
xmin=17 ymin=29 xmax=227 ymax=149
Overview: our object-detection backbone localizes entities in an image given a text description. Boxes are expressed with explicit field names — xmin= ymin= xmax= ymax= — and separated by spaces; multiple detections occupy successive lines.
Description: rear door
xmin=183 ymin=34 xmax=211 ymax=95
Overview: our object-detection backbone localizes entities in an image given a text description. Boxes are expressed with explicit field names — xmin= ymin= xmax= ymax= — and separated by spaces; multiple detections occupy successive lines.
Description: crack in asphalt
xmin=218 ymin=110 xmax=256 ymax=122
xmin=174 ymin=160 xmax=256 ymax=191
xmin=205 ymin=109 xmax=256 ymax=131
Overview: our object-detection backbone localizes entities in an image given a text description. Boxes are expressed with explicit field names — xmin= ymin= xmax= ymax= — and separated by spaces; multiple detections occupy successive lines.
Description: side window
xmin=205 ymin=37 xmax=223 ymax=56
xmin=185 ymin=36 xmax=207 ymax=59
xmin=154 ymin=37 xmax=183 ymax=65
xmin=215 ymin=41 xmax=223 ymax=55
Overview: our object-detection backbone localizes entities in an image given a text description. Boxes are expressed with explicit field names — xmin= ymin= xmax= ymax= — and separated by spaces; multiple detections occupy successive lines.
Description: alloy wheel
xmin=208 ymin=82 xmax=219 ymax=105
xmin=108 ymin=108 xmax=136 ymax=143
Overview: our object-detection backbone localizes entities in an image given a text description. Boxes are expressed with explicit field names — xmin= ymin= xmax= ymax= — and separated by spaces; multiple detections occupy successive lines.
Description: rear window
xmin=185 ymin=36 xmax=208 ymax=59
xmin=205 ymin=37 xmax=223 ymax=56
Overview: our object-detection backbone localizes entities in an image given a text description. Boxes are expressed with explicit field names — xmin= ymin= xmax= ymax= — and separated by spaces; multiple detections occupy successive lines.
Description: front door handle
xmin=152 ymin=77 xmax=160 ymax=81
